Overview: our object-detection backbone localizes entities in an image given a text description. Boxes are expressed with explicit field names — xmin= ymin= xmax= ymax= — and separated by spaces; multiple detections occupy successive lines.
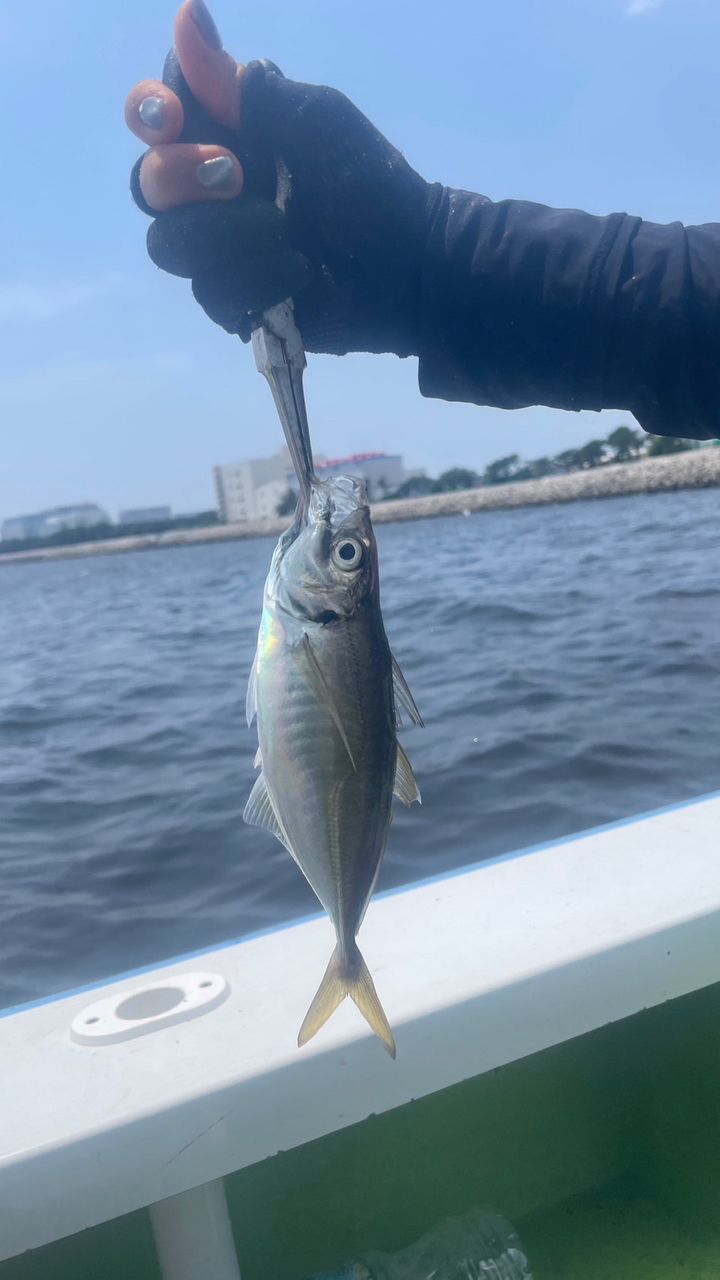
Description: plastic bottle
xmin=307 ymin=1207 xmax=533 ymax=1279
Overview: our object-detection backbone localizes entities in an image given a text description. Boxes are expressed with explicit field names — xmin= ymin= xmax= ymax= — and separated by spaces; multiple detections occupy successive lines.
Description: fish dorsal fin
xmin=243 ymin=771 xmax=292 ymax=853
xmin=394 ymin=740 xmax=421 ymax=806
xmin=392 ymin=653 xmax=424 ymax=729
xmin=246 ymin=650 xmax=258 ymax=728
xmin=299 ymin=633 xmax=357 ymax=772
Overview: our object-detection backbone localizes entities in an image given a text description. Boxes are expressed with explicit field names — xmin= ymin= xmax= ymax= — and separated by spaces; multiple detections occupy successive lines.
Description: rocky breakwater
xmin=371 ymin=445 xmax=720 ymax=525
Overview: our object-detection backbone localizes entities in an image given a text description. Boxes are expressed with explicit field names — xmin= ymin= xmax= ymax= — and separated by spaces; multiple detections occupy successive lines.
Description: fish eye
xmin=331 ymin=537 xmax=364 ymax=571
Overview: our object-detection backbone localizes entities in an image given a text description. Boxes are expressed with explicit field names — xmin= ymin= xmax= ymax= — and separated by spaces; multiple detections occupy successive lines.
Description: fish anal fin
xmin=297 ymin=942 xmax=396 ymax=1058
xmin=299 ymin=633 xmax=356 ymax=771
xmin=392 ymin=653 xmax=424 ymax=729
xmin=394 ymin=740 xmax=421 ymax=806
xmin=243 ymin=771 xmax=292 ymax=854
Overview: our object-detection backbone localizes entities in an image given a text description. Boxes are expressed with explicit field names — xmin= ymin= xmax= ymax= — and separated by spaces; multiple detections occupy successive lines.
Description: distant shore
xmin=2 ymin=447 xmax=718 ymax=566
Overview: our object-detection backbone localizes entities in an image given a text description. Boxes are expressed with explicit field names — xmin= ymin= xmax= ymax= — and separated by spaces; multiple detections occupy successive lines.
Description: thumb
xmin=174 ymin=0 xmax=244 ymax=131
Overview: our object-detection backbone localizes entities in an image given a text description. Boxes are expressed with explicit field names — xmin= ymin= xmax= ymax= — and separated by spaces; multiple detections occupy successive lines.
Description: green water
xmin=3 ymin=982 xmax=720 ymax=1279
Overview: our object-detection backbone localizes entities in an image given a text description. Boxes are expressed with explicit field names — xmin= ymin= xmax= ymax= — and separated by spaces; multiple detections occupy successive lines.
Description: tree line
xmin=382 ymin=426 xmax=704 ymax=501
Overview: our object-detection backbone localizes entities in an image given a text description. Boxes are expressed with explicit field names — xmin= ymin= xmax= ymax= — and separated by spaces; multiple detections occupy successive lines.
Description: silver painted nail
xmin=138 ymin=95 xmax=165 ymax=130
xmin=196 ymin=156 xmax=236 ymax=191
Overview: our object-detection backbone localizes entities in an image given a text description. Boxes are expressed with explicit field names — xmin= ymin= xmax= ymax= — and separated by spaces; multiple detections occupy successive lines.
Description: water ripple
xmin=1 ymin=488 xmax=719 ymax=1007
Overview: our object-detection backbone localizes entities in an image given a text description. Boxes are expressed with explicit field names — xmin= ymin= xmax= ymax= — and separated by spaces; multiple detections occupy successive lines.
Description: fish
xmin=244 ymin=474 xmax=423 ymax=1057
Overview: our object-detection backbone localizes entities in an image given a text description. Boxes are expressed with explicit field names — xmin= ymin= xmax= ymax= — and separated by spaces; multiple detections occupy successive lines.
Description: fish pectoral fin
xmin=246 ymin=650 xmax=258 ymax=727
xmin=299 ymin=633 xmax=357 ymax=772
xmin=243 ymin=771 xmax=292 ymax=854
xmin=393 ymin=740 xmax=421 ymax=806
xmin=298 ymin=941 xmax=396 ymax=1058
xmin=391 ymin=653 xmax=424 ymax=729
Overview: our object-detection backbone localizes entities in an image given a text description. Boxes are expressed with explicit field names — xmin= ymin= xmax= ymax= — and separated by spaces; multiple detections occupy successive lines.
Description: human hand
xmin=125 ymin=0 xmax=436 ymax=355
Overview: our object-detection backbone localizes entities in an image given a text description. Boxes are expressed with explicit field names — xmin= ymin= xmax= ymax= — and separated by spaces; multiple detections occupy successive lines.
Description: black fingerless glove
xmin=131 ymin=54 xmax=720 ymax=438
xmin=131 ymin=55 xmax=441 ymax=357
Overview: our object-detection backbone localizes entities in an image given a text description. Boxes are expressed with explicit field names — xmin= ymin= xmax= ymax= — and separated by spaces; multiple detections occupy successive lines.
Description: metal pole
xmin=149 ymin=1178 xmax=241 ymax=1280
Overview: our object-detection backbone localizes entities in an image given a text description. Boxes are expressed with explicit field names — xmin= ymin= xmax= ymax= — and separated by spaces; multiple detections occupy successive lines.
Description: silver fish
xmin=244 ymin=475 xmax=422 ymax=1056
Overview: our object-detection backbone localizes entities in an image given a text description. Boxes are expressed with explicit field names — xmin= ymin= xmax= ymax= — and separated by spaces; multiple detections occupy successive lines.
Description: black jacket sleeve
xmin=419 ymin=188 xmax=720 ymax=440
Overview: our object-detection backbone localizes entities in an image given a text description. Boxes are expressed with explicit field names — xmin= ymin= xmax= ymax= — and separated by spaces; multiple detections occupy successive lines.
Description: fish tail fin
xmin=297 ymin=941 xmax=397 ymax=1059
xmin=297 ymin=944 xmax=347 ymax=1048
xmin=348 ymin=946 xmax=397 ymax=1059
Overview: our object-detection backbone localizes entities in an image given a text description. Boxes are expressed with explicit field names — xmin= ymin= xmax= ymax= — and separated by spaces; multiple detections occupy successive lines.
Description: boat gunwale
xmin=2 ymin=786 xmax=717 ymax=1022
xmin=2 ymin=789 xmax=720 ymax=1263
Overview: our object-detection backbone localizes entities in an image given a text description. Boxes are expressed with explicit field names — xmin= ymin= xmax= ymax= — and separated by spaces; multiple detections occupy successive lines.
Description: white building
xmin=213 ymin=449 xmax=292 ymax=523
xmin=254 ymin=479 xmax=289 ymax=521
xmin=214 ymin=448 xmax=407 ymax=524
xmin=118 ymin=506 xmax=172 ymax=526
xmin=1 ymin=504 xmax=110 ymax=542
xmin=289 ymin=452 xmax=406 ymax=502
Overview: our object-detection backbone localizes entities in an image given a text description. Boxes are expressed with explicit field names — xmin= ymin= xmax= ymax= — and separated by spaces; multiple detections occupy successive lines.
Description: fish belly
xmin=258 ymin=613 xmax=395 ymax=944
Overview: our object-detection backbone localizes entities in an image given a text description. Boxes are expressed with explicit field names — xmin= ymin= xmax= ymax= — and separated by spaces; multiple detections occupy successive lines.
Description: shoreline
xmin=2 ymin=448 xmax=718 ymax=566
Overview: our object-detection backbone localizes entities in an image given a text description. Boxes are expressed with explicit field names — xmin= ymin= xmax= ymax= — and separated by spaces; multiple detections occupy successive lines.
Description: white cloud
xmin=626 ymin=0 xmax=664 ymax=15
xmin=0 ymin=275 xmax=122 ymax=324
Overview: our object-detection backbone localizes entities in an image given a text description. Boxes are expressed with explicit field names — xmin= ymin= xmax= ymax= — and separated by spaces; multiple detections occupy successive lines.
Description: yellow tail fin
xmin=297 ymin=942 xmax=396 ymax=1058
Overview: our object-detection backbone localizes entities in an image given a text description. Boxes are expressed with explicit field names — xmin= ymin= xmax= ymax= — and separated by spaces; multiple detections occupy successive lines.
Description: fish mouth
xmin=310 ymin=475 xmax=369 ymax=529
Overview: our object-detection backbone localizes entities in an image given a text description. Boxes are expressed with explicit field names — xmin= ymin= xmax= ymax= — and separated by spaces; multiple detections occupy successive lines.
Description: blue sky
xmin=0 ymin=0 xmax=717 ymax=518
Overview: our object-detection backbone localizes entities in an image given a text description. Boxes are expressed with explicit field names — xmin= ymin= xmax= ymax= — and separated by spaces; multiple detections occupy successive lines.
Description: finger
xmin=174 ymin=0 xmax=244 ymax=132
xmin=125 ymin=79 xmax=184 ymax=145
xmin=139 ymin=143 xmax=243 ymax=213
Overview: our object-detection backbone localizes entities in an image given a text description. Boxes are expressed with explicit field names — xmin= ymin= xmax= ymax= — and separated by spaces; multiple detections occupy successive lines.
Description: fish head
xmin=273 ymin=476 xmax=378 ymax=622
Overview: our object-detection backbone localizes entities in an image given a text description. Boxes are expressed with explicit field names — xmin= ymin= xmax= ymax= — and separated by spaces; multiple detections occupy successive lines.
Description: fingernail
xmin=196 ymin=155 xmax=236 ymax=190
xmin=190 ymin=0 xmax=222 ymax=50
xmin=138 ymin=95 xmax=165 ymax=130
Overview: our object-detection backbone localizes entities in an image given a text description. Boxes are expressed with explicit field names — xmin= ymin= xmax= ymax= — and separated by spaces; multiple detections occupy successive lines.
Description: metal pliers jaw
xmin=251 ymin=301 xmax=316 ymax=507
xmin=155 ymin=55 xmax=317 ymax=514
